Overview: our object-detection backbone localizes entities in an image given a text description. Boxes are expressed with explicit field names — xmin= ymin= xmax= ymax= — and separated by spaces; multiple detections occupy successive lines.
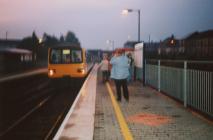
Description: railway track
xmin=0 ymin=74 xmax=85 ymax=140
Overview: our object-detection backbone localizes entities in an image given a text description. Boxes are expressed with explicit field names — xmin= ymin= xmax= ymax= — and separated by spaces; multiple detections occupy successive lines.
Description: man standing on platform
xmin=110 ymin=49 xmax=130 ymax=102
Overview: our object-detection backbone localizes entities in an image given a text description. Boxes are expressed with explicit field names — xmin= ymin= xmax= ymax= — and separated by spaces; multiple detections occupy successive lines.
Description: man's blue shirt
xmin=110 ymin=55 xmax=129 ymax=80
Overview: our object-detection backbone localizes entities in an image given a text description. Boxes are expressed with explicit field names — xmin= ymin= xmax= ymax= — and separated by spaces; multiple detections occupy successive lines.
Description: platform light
xmin=39 ymin=38 xmax=43 ymax=44
xmin=171 ymin=39 xmax=174 ymax=45
xmin=106 ymin=40 xmax=115 ymax=50
xmin=122 ymin=9 xmax=133 ymax=15
xmin=122 ymin=8 xmax=141 ymax=42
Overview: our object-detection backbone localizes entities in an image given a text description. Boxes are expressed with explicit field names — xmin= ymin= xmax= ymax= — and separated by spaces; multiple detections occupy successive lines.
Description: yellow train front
xmin=48 ymin=45 xmax=89 ymax=78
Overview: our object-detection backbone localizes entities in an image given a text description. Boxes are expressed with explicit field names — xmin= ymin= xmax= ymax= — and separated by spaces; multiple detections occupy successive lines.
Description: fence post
xmin=183 ymin=61 xmax=187 ymax=107
xmin=144 ymin=59 xmax=146 ymax=85
xmin=158 ymin=60 xmax=161 ymax=92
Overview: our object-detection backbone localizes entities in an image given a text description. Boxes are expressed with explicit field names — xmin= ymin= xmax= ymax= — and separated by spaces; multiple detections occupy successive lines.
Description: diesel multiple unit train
xmin=48 ymin=44 xmax=93 ymax=78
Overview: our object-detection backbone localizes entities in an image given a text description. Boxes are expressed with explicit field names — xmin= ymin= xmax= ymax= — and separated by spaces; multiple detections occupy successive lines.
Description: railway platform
xmin=54 ymin=64 xmax=213 ymax=140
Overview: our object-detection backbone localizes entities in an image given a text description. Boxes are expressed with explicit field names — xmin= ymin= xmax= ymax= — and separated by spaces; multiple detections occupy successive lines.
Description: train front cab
xmin=48 ymin=47 xmax=88 ymax=78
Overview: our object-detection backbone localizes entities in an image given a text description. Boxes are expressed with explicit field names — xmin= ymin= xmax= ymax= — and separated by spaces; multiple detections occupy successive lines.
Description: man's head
xmin=116 ymin=49 xmax=124 ymax=56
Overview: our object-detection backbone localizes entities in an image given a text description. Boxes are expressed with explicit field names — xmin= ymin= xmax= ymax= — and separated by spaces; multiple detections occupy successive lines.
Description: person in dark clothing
xmin=127 ymin=53 xmax=134 ymax=82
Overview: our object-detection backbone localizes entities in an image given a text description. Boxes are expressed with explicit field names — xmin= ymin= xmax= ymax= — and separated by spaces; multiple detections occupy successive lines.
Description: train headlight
xmin=77 ymin=68 xmax=85 ymax=73
xmin=49 ymin=69 xmax=55 ymax=76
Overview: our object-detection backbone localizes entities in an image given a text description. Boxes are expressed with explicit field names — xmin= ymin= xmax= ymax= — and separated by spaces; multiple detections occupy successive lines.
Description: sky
xmin=0 ymin=0 xmax=213 ymax=49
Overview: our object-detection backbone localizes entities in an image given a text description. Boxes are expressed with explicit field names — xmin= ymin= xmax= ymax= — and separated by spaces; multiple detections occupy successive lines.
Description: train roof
xmin=51 ymin=43 xmax=81 ymax=49
xmin=0 ymin=39 xmax=21 ymax=48
xmin=0 ymin=48 xmax=32 ymax=54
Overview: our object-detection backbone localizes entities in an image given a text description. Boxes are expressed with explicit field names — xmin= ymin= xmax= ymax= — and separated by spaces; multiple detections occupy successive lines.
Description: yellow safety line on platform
xmin=106 ymin=82 xmax=133 ymax=140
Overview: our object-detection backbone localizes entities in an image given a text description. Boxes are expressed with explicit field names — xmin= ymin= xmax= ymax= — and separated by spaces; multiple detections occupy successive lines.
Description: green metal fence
xmin=145 ymin=64 xmax=158 ymax=88
xmin=187 ymin=70 xmax=212 ymax=116
xmin=135 ymin=66 xmax=143 ymax=80
xmin=160 ymin=66 xmax=184 ymax=101
xmin=145 ymin=60 xmax=213 ymax=117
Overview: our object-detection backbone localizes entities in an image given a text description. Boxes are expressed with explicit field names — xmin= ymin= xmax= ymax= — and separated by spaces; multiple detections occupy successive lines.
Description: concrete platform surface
xmin=94 ymin=70 xmax=213 ymax=140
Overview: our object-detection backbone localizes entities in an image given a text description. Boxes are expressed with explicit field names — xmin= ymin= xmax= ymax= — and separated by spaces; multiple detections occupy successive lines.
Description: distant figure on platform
xmin=100 ymin=55 xmax=109 ymax=83
xmin=127 ymin=53 xmax=134 ymax=82
xmin=110 ymin=49 xmax=130 ymax=102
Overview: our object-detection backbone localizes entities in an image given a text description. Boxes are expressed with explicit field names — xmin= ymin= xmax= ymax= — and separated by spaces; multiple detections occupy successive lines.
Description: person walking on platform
xmin=110 ymin=49 xmax=130 ymax=102
xmin=100 ymin=55 xmax=109 ymax=83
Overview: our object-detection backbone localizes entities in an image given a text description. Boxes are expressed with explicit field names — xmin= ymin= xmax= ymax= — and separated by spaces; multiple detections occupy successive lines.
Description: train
xmin=0 ymin=47 xmax=33 ymax=74
xmin=48 ymin=44 xmax=93 ymax=78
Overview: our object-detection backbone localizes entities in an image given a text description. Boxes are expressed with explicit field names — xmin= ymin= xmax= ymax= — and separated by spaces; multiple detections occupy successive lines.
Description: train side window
xmin=51 ymin=49 xmax=61 ymax=64
xmin=72 ymin=50 xmax=82 ymax=63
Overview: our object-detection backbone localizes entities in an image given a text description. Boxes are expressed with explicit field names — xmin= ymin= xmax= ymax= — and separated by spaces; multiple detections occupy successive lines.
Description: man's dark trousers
xmin=114 ymin=79 xmax=129 ymax=101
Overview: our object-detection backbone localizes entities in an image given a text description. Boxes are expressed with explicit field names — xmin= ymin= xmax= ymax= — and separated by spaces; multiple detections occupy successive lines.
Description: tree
xmin=18 ymin=32 xmax=38 ymax=51
xmin=60 ymin=35 xmax=65 ymax=42
xmin=18 ymin=31 xmax=39 ymax=63
xmin=65 ymin=31 xmax=80 ymax=45
xmin=32 ymin=31 xmax=39 ymax=62
xmin=42 ymin=33 xmax=59 ymax=47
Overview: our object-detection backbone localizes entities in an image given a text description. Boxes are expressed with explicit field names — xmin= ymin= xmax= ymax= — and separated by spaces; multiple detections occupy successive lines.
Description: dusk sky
xmin=0 ymin=0 xmax=213 ymax=49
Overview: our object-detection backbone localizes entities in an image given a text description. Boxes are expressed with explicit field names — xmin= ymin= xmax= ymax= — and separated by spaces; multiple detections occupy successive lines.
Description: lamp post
xmin=122 ymin=9 xmax=141 ymax=42
xmin=106 ymin=40 xmax=114 ymax=51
